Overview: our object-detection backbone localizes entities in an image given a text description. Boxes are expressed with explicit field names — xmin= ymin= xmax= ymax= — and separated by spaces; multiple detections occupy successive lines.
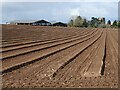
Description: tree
xmin=68 ymin=19 xmax=74 ymax=27
xmin=118 ymin=21 xmax=120 ymax=28
xmin=102 ymin=18 xmax=106 ymax=24
xmin=107 ymin=20 xmax=111 ymax=25
xmin=73 ymin=16 xmax=84 ymax=27
xmin=82 ymin=18 xmax=88 ymax=27
xmin=90 ymin=17 xmax=99 ymax=28
xmin=112 ymin=20 xmax=117 ymax=27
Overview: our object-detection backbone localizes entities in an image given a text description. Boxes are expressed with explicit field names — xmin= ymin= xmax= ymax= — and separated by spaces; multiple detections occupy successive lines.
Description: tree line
xmin=68 ymin=16 xmax=120 ymax=28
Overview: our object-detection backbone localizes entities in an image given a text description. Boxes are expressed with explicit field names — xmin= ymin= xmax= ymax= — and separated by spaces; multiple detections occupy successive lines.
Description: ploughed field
xmin=1 ymin=25 xmax=118 ymax=88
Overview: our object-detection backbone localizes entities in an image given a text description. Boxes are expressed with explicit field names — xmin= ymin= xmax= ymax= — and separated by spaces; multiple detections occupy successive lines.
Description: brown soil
xmin=2 ymin=25 xmax=118 ymax=88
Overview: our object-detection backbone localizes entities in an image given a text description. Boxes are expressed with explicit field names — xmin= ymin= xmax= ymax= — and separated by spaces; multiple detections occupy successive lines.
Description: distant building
xmin=33 ymin=20 xmax=51 ymax=26
xmin=52 ymin=22 xmax=67 ymax=27
xmin=10 ymin=20 xmax=51 ymax=26
xmin=10 ymin=20 xmax=68 ymax=27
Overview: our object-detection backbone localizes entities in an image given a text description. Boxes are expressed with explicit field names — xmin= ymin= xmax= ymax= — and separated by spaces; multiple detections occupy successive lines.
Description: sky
xmin=1 ymin=1 xmax=119 ymax=24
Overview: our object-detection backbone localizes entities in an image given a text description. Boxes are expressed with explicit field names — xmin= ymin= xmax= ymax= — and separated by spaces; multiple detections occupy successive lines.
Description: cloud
xmin=2 ymin=2 xmax=118 ymax=24
xmin=68 ymin=2 xmax=117 ymax=21
xmin=70 ymin=8 xmax=80 ymax=16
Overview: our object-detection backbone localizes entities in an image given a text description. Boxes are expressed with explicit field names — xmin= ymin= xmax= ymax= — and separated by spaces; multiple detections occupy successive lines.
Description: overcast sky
xmin=2 ymin=1 xmax=119 ymax=24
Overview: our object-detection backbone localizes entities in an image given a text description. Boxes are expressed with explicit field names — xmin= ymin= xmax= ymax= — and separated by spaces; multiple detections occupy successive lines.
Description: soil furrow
xmin=18 ymin=29 xmax=101 ymax=81
xmin=2 ymin=25 xmax=118 ymax=88
xmin=51 ymin=30 xmax=103 ymax=78
xmin=106 ymin=30 xmax=118 ymax=73
xmin=2 ymin=28 xmax=101 ymax=87
xmin=82 ymin=30 xmax=106 ymax=77
xmin=2 ymin=30 xmax=90 ymax=52
xmin=2 ymin=30 xmax=84 ymax=45
xmin=54 ymin=30 xmax=104 ymax=82
xmin=2 ymin=28 xmax=88 ymax=47
xmin=2 ymin=30 xmax=99 ymax=73
xmin=2 ymin=30 xmax=95 ymax=59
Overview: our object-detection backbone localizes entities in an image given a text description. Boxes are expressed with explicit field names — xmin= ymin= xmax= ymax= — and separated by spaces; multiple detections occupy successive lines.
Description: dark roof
xmin=10 ymin=19 xmax=51 ymax=24
xmin=52 ymin=22 xmax=67 ymax=26
xmin=34 ymin=20 xmax=51 ymax=23
xmin=10 ymin=20 xmax=38 ymax=24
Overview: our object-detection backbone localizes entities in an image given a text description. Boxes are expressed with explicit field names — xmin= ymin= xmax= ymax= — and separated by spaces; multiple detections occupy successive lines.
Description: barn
xmin=33 ymin=20 xmax=51 ymax=26
xmin=52 ymin=22 xmax=67 ymax=27
xmin=10 ymin=20 xmax=51 ymax=26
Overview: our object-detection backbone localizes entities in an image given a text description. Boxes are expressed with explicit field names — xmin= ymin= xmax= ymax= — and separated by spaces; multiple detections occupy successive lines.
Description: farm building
xmin=10 ymin=20 xmax=51 ymax=26
xmin=33 ymin=20 xmax=51 ymax=26
xmin=52 ymin=22 xmax=67 ymax=27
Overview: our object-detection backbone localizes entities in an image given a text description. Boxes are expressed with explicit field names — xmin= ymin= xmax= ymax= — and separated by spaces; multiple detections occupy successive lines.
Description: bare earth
xmin=1 ymin=25 xmax=118 ymax=88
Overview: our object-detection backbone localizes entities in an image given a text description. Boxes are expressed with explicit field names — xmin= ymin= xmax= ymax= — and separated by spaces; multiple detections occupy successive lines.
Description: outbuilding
xmin=52 ymin=22 xmax=67 ymax=27
xmin=10 ymin=20 xmax=51 ymax=26
xmin=33 ymin=20 xmax=51 ymax=26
